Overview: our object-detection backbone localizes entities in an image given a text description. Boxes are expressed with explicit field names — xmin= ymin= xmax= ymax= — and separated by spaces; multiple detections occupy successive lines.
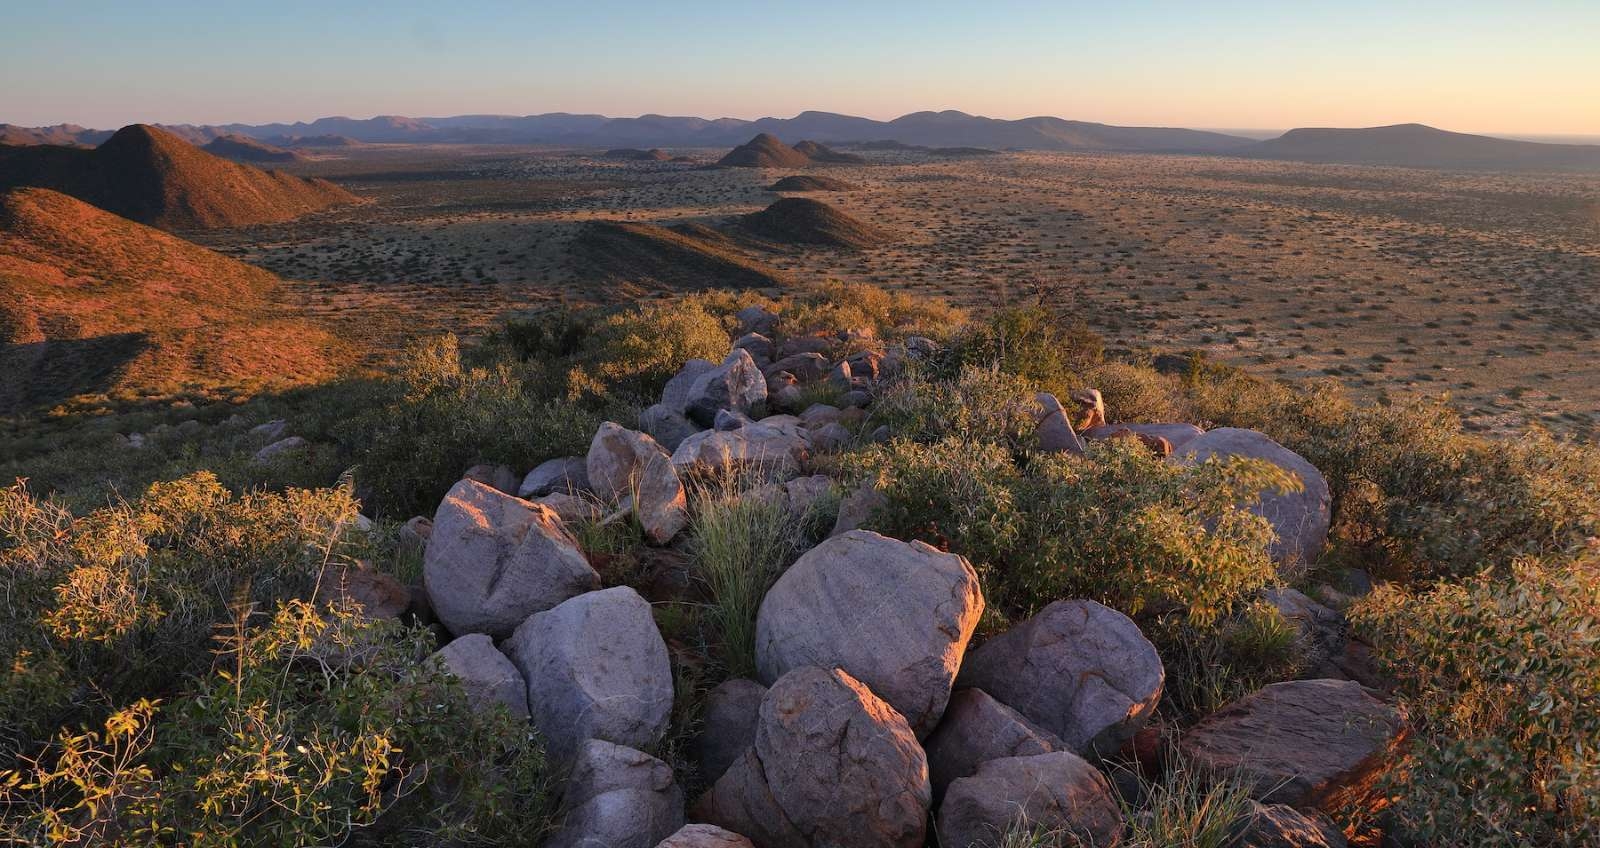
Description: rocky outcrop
xmin=1175 ymin=428 xmax=1331 ymax=569
xmin=936 ymin=752 xmax=1123 ymax=848
xmin=685 ymin=349 xmax=768 ymax=427
xmin=693 ymin=667 xmax=931 ymax=848
xmin=517 ymin=456 xmax=589 ymax=498
xmin=503 ymin=586 xmax=673 ymax=763
xmin=1178 ymin=679 xmax=1404 ymax=810
xmin=671 ymin=422 xmax=809 ymax=477
xmin=956 ymin=599 xmax=1164 ymax=756
xmin=755 ymin=530 xmax=984 ymax=736
xmin=656 ymin=824 xmax=754 ymax=848
xmin=423 ymin=479 xmax=599 ymax=638
xmin=546 ymin=739 xmax=685 ymax=848
xmin=586 ymin=422 xmax=688 ymax=543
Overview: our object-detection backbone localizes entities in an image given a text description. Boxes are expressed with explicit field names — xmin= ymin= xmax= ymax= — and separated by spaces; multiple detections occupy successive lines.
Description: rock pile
xmin=376 ymin=301 xmax=1394 ymax=847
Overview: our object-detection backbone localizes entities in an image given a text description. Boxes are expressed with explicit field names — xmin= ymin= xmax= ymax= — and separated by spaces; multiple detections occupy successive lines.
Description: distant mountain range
xmin=3 ymin=111 xmax=1598 ymax=171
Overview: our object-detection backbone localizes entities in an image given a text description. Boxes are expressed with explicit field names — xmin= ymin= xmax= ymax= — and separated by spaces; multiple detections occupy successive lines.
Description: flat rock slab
xmin=1178 ymin=679 xmax=1404 ymax=810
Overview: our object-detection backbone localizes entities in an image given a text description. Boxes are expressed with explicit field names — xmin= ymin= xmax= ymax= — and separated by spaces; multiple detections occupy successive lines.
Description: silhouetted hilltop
xmin=568 ymin=220 xmax=791 ymax=291
xmin=767 ymin=175 xmax=859 ymax=192
xmin=202 ymin=134 xmax=302 ymax=163
xmin=1247 ymin=123 xmax=1600 ymax=171
xmin=263 ymin=134 xmax=360 ymax=148
xmin=738 ymin=197 xmax=895 ymax=248
xmin=792 ymin=141 xmax=866 ymax=164
xmin=0 ymin=124 xmax=359 ymax=230
xmin=0 ymin=187 xmax=345 ymax=411
xmin=0 ymin=124 xmax=112 ymax=147
xmin=719 ymin=134 xmax=813 ymax=168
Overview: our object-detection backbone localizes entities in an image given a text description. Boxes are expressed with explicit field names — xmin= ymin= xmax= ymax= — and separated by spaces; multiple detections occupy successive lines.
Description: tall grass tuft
xmin=1115 ymin=761 xmax=1258 ymax=848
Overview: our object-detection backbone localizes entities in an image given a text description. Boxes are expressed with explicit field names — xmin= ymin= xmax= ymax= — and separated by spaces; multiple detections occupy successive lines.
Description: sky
xmin=3 ymin=0 xmax=1598 ymax=136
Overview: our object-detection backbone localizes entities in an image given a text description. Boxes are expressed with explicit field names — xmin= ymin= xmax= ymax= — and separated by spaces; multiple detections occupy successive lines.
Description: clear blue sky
xmin=3 ymin=0 xmax=1597 ymax=134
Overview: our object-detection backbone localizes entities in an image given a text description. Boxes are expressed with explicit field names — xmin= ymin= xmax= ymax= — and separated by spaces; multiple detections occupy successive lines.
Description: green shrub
xmin=1 ymin=601 xmax=556 ymax=846
xmin=1351 ymin=555 xmax=1600 ymax=845
xmin=870 ymin=366 xmax=1040 ymax=449
xmin=1084 ymin=361 xmax=1186 ymax=424
xmin=776 ymin=281 xmax=963 ymax=343
xmin=1153 ymin=601 xmax=1303 ymax=720
xmin=853 ymin=436 xmax=1292 ymax=624
xmin=946 ymin=306 xmax=1102 ymax=393
xmin=1115 ymin=760 xmax=1258 ymax=848
xmin=1 ymin=473 xmax=373 ymax=757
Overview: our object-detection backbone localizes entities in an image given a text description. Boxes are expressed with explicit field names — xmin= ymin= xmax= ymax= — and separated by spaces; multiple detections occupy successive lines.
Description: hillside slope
xmin=0 ymin=124 xmax=358 ymax=230
xmin=0 ymin=187 xmax=346 ymax=411
xmin=568 ymin=220 xmax=791 ymax=292
xmin=1248 ymin=124 xmax=1600 ymax=170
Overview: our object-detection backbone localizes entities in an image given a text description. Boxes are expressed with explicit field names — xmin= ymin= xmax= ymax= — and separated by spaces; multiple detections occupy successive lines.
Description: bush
xmin=776 ymin=281 xmax=963 ymax=343
xmin=870 ymin=366 xmax=1041 ymax=450
xmin=1 ymin=473 xmax=372 ymax=757
xmin=1351 ymin=555 xmax=1600 ymax=845
xmin=853 ymin=437 xmax=1293 ymax=624
xmin=946 ymin=306 xmax=1102 ymax=393
xmin=1153 ymin=601 xmax=1303 ymax=720
xmin=1083 ymin=361 xmax=1186 ymax=424
xmin=1 ymin=602 xmax=556 ymax=846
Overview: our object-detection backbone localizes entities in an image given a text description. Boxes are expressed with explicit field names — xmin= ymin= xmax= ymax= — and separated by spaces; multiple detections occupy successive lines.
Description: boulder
xmin=936 ymin=752 xmax=1123 ymax=848
xmin=732 ymin=332 xmax=774 ymax=365
xmin=1177 ymin=679 xmax=1404 ymax=810
xmin=1225 ymin=801 xmax=1348 ymax=848
xmin=830 ymin=481 xmax=887 ymax=536
xmin=764 ymin=352 xmax=830 ymax=384
xmin=641 ymin=404 xmax=701 ymax=452
xmin=839 ymin=389 xmax=872 ymax=409
xmin=797 ymin=403 xmax=843 ymax=429
xmin=397 ymin=515 xmax=432 ymax=557
xmin=1069 ymin=388 xmax=1106 ymax=430
xmin=1263 ymin=587 xmax=1346 ymax=672
xmin=693 ymin=667 xmax=930 ymax=848
xmin=586 ymin=423 xmax=688 ymax=544
xmin=1175 ymin=428 xmax=1332 ymax=568
xmin=1035 ymin=409 xmax=1085 ymax=454
xmin=749 ymin=474 xmax=835 ymax=518
xmin=735 ymin=305 xmax=778 ymax=337
xmin=903 ymin=336 xmax=938 ymax=358
xmin=671 ymin=424 xmax=809 ymax=477
xmin=845 ymin=349 xmax=885 ymax=382
xmin=685 ymin=349 xmax=768 ymax=427
xmin=755 ymin=530 xmax=984 ymax=736
xmin=772 ymin=383 xmax=803 ymax=412
xmin=696 ymin=678 xmax=766 ymax=784
xmin=504 ymin=586 xmax=673 ymax=763
xmin=423 ymin=479 xmax=599 ymax=638
xmin=778 ymin=335 xmax=830 ymax=358
xmin=315 ymin=567 xmax=411 ymax=620
xmin=809 ymin=422 xmax=852 ymax=453
xmin=1084 ymin=422 xmax=1205 ymax=453
xmin=656 ymin=824 xmax=754 ymax=848
xmin=534 ymin=492 xmax=602 ymax=524
xmin=518 ymin=456 xmax=590 ymax=498
xmin=463 ymin=463 xmax=519 ymax=495
xmin=546 ymin=739 xmax=684 ymax=848
xmin=431 ymin=633 xmax=529 ymax=719
xmin=662 ymin=358 xmax=717 ymax=412
xmin=1034 ymin=391 xmax=1065 ymax=418
xmin=713 ymin=408 xmax=756 ymax=431
xmin=252 ymin=436 xmax=307 ymax=464
xmin=955 ymin=599 xmax=1164 ymax=756
xmin=923 ymin=688 xmax=1062 ymax=799
xmin=250 ymin=419 xmax=288 ymax=440
xmin=827 ymin=360 xmax=854 ymax=391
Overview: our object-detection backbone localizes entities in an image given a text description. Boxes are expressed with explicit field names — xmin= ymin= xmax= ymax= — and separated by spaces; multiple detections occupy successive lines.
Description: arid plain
xmin=193 ymin=144 xmax=1600 ymax=438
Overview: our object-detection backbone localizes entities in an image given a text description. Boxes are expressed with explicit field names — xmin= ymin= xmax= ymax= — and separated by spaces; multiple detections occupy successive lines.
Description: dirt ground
xmin=189 ymin=144 xmax=1600 ymax=437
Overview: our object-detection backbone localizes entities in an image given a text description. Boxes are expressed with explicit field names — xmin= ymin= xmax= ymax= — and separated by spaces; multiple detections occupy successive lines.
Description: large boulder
xmin=696 ymin=678 xmax=766 ymax=784
xmin=685 ymin=349 xmax=768 ymax=427
xmin=662 ymin=358 xmax=717 ymax=412
xmin=671 ymin=423 xmax=810 ymax=477
xmin=430 ymin=633 xmax=529 ymax=719
xmin=923 ymin=688 xmax=1062 ymax=799
xmin=1174 ymin=428 xmax=1331 ymax=569
xmin=1084 ymin=422 xmax=1205 ymax=453
xmin=586 ymin=423 xmax=688 ymax=543
xmin=731 ymin=332 xmax=774 ymax=365
xmin=763 ymin=352 xmax=830 ymax=384
xmin=955 ymin=599 xmax=1164 ymax=756
xmin=1033 ymin=394 xmax=1084 ymax=454
xmin=829 ymin=481 xmax=887 ymax=537
xmin=314 ymin=567 xmax=411 ymax=620
xmin=936 ymin=752 xmax=1123 ymax=848
xmin=1225 ymin=801 xmax=1348 ymax=848
xmin=546 ymin=739 xmax=684 ymax=848
xmin=656 ymin=824 xmax=753 ymax=848
xmin=503 ymin=586 xmax=673 ymax=762
xmin=1178 ymin=679 xmax=1404 ymax=810
xmin=755 ymin=530 xmax=984 ymax=736
xmin=693 ymin=667 xmax=930 ymax=848
xmin=640 ymin=404 xmax=702 ymax=452
xmin=518 ymin=456 xmax=590 ymax=498
xmin=734 ymin=305 xmax=777 ymax=337
xmin=423 ymin=479 xmax=600 ymax=638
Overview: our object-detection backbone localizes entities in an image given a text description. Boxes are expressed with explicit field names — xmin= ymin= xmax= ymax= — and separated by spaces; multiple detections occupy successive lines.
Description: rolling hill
xmin=0 ymin=187 xmax=346 ymax=411
xmin=0 ymin=124 xmax=359 ymax=230
xmin=568 ymin=220 xmax=791 ymax=292
xmin=202 ymin=134 xmax=302 ymax=163
xmin=718 ymin=134 xmax=813 ymax=168
xmin=738 ymin=197 xmax=896 ymax=248
xmin=767 ymin=175 xmax=859 ymax=192
xmin=1246 ymin=124 xmax=1600 ymax=171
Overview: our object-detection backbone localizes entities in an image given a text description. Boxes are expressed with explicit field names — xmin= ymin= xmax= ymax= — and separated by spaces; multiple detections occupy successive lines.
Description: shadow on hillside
xmin=0 ymin=332 xmax=151 ymax=413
